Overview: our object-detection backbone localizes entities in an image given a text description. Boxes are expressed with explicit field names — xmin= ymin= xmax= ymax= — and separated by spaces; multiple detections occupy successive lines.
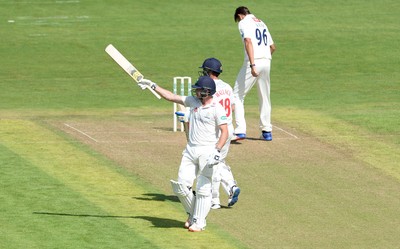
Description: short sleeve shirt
xmin=213 ymin=79 xmax=234 ymax=135
xmin=183 ymin=96 xmax=228 ymax=146
xmin=239 ymin=14 xmax=274 ymax=61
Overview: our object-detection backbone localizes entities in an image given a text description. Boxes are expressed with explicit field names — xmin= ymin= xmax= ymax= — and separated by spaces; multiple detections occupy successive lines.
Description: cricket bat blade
xmin=105 ymin=44 xmax=161 ymax=99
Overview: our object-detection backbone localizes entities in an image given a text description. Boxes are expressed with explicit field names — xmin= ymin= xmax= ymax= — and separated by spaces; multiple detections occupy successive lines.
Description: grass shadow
xmin=33 ymin=212 xmax=183 ymax=228
xmin=133 ymin=193 xmax=179 ymax=202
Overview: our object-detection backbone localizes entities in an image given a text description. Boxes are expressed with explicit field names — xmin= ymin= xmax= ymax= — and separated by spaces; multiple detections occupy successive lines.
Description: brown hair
xmin=234 ymin=6 xmax=251 ymax=22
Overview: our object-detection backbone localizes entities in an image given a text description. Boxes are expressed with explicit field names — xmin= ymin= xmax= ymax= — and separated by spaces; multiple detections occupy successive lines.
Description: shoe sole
xmin=262 ymin=138 xmax=272 ymax=141
xmin=260 ymin=135 xmax=272 ymax=141
xmin=231 ymin=134 xmax=246 ymax=141
xmin=211 ymin=205 xmax=221 ymax=209
xmin=228 ymin=188 xmax=241 ymax=207
xmin=188 ymin=226 xmax=205 ymax=232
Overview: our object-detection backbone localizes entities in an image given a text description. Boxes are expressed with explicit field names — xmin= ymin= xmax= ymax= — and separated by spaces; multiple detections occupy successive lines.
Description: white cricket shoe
xmin=184 ymin=217 xmax=192 ymax=229
xmin=211 ymin=204 xmax=221 ymax=209
xmin=188 ymin=223 xmax=205 ymax=232
xmin=184 ymin=220 xmax=190 ymax=229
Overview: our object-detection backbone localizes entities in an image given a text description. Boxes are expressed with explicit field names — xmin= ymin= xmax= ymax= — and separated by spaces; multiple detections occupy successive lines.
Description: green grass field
xmin=1 ymin=0 xmax=399 ymax=248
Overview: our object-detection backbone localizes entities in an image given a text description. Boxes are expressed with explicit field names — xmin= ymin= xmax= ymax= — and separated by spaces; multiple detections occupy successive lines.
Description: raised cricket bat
xmin=105 ymin=44 xmax=161 ymax=99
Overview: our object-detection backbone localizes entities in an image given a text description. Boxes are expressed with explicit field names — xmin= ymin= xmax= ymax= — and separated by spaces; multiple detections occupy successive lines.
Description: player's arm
xmin=175 ymin=104 xmax=190 ymax=141
xmin=207 ymin=123 xmax=228 ymax=167
xmin=244 ymin=38 xmax=258 ymax=77
xmin=270 ymin=43 xmax=276 ymax=55
xmin=139 ymin=79 xmax=184 ymax=105
xmin=267 ymin=32 xmax=276 ymax=55
xmin=216 ymin=123 xmax=228 ymax=151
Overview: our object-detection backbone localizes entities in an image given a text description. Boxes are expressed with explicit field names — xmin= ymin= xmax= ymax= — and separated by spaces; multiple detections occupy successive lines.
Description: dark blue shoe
xmin=228 ymin=186 xmax=240 ymax=207
xmin=261 ymin=131 xmax=272 ymax=141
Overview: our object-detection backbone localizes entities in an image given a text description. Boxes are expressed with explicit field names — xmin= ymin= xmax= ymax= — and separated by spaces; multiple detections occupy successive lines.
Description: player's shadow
xmin=134 ymin=216 xmax=183 ymax=228
xmin=244 ymin=137 xmax=263 ymax=141
xmin=33 ymin=212 xmax=183 ymax=228
xmin=231 ymin=137 xmax=263 ymax=144
xmin=133 ymin=193 xmax=179 ymax=203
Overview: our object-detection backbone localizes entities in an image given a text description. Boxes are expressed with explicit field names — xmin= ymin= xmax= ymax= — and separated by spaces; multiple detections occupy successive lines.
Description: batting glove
xmin=175 ymin=111 xmax=189 ymax=123
xmin=138 ymin=78 xmax=157 ymax=90
xmin=206 ymin=149 xmax=221 ymax=167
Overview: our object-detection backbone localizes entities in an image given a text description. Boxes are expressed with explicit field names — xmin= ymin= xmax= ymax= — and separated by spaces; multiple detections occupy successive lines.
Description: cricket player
xmin=139 ymin=76 xmax=229 ymax=232
xmin=232 ymin=6 xmax=276 ymax=141
xmin=198 ymin=58 xmax=241 ymax=209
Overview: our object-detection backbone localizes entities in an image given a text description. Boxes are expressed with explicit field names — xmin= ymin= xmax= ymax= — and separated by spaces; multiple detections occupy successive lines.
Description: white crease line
xmin=273 ymin=125 xmax=299 ymax=139
xmin=64 ymin=123 xmax=98 ymax=142
xmin=56 ymin=0 xmax=80 ymax=3
xmin=5 ymin=1 xmax=80 ymax=4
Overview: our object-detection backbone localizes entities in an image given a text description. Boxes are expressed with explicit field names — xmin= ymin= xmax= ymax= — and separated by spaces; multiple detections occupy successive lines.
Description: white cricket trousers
xmin=212 ymin=128 xmax=236 ymax=204
xmin=177 ymin=144 xmax=214 ymax=192
xmin=178 ymin=144 xmax=214 ymax=228
xmin=233 ymin=58 xmax=272 ymax=134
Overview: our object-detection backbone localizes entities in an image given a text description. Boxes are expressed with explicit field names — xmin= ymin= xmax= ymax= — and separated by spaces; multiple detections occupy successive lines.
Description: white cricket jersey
xmin=238 ymin=14 xmax=274 ymax=61
xmin=183 ymin=96 xmax=228 ymax=146
xmin=213 ymin=79 xmax=234 ymax=136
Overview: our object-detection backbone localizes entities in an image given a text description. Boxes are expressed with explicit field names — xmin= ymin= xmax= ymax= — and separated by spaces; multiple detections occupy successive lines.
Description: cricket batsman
xmin=138 ymin=76 xmax=228 ymax=232
xmin=198 ymin=58 xmax=241 ymax=208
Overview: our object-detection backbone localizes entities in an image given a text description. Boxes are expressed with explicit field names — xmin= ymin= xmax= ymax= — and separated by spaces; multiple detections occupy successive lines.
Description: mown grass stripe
xmin=0 ymin=119 xmax=243 ymax=249
xmin=275 ymin=107 xmax=400 ymax=181
xmin=0 ymin=144 xmax=153 ymax=249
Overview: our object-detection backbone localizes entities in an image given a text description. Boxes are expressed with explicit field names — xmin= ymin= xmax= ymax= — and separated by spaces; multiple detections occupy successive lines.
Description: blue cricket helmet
xmin=192 ymin=76 xmax=216 ymax=96
xmin=199 ymin=58 xmax=223 ymax=74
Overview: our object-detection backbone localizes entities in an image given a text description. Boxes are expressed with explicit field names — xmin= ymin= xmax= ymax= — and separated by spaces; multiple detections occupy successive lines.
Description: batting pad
xmin=192 ymin=194 xmax=212 ymax=228
xmin=170 ymin=180 xmax=194 ymax=215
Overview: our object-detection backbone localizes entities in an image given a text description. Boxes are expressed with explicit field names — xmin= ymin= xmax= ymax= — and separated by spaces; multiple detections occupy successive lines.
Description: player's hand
xmin=175 ymin=111 xmax=188 ymax=123
xmin=138 ymin=78 xmax=157 ymax=90
xmin=251 ymin=67 xmax=259 ymax=77
xmin=206 ymin=149 xmax=221 ymax=167
xmin=137 ymin=83 xmax=147 ymax=90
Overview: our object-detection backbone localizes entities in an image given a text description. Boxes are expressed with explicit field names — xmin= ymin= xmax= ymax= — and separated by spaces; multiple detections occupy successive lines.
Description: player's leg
xmin=233 ymin=63 xmax=257 ymax=139
xmin=218 ymin=161 xmax=241 ymax=206
xmin=170 ymin=180 xmax=195 ymax=228
xmin=172 ymin=148 xmax=197 ymax=228
xmin=189 ymin=151 xmax=213 ymax=232
xmin=216 ymin=129 xmax=238 ymax=206
xmin=221 ymin=181 xmax=241 ymax=207
xmin=219 ymin=126 xmax=233 ymax=160
xmin=213 ymin=131 xmax=230 ymax=206
xmin=218 ymin=131 xmax=232 ymax=193
xmin=211 ymin=164 xmax=222 ymax=209
xmin=232 ymin=64 xmax=247 ymax=138
xmin=189 ymin=175 xmax=212 ymax=232
xmin=219 ymin=162 xmax=236 ymax=195
xmin=256 ymin=59 xmax=272 ymax=140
